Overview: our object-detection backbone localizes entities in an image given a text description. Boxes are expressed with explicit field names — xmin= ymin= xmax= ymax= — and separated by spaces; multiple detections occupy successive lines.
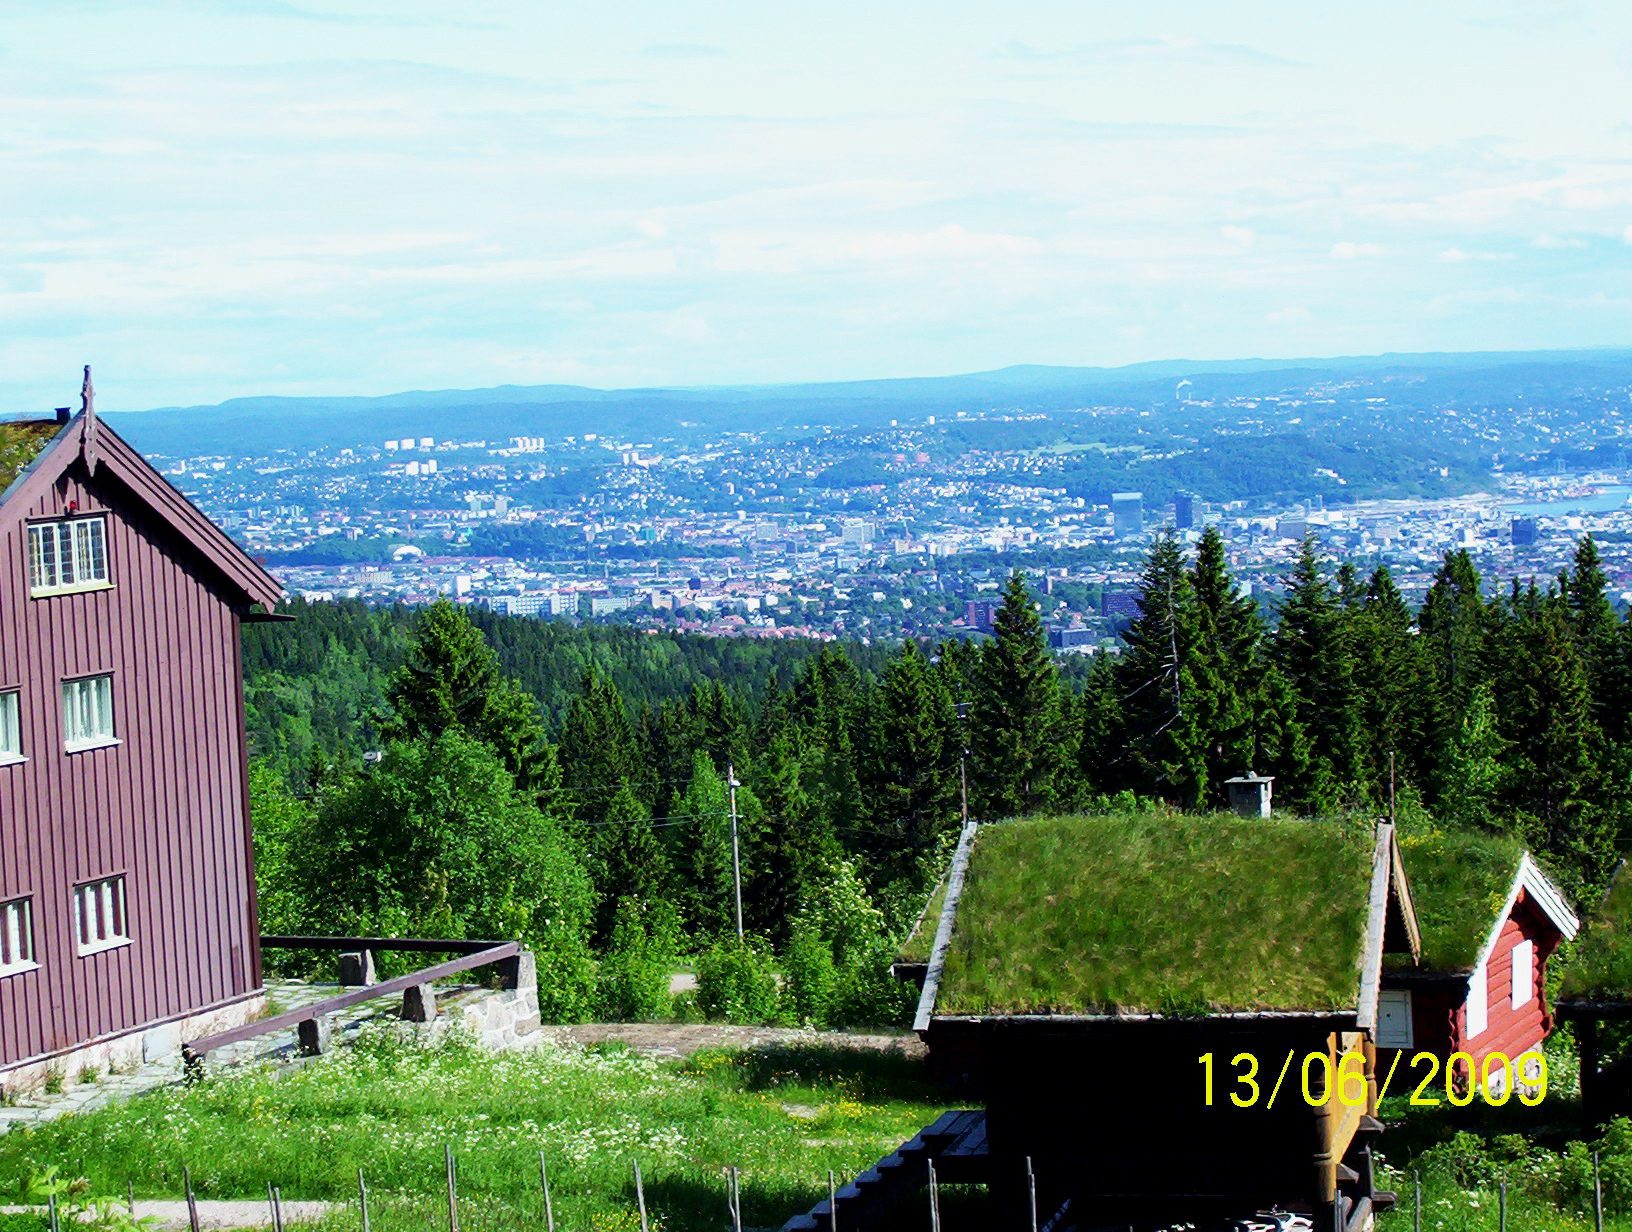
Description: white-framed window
xmin=27 ymin=517 xmax=109 ymax=596
xmin=1512 ymin=939 xmax=1535 ymax=1010
xmin=1467 ymin=960 xmax=1488 ymax=1038
xmin=73 ymin=876 xmax=128 ymax=955
xmin=0 ymin=690 xmax=20 ymax=764
xmin=1377 ymin=989 xmax=1414 ymax=1049
xmin=0 ymin=896 xmax=35 ymax=976
xmin=62 ymin=674 xmax=115 ymax=752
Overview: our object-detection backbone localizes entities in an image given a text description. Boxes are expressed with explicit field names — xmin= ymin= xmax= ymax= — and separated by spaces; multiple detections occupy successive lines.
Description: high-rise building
xmin=1111 ymin=491 xmax=1144 ymax=538
xmin=1512 ymin=517 xmax=1539 ymax=546
xmin=1174 ymin=492 xmax=1196 ymax=530
xmin=965 ymin=600 xmax=998 ymax=633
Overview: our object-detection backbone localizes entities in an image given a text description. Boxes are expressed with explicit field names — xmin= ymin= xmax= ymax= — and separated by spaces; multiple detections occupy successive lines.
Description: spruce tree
xmin=1188 ymin=526 xmax=1263 ymax=801
xmin=591 ymin=784 xmax=671 ymax=940
xmin=971 ymin=570 xmax=1067 ymax=817
xmin=385 ymin=598 xmax=558 ymax=798
xmin=1271 ymin=537 xmax=1367 ymax=811
xmin=748 ymin=727 xmax=836 ymax=943
xmin=1115 ymin=532 xmax=1205 ymax=804
xmin=1354 ymin=565 xmax=1433 ymax=799
xmin=556 ymin=670 xmax=645 ymax=827
xmin=865 ymin=641 xmax=959 ymax=883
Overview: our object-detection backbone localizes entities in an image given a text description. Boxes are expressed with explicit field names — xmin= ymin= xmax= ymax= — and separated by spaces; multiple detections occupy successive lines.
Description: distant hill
xmin=102 ymin=347 xmax=1632 ymax=457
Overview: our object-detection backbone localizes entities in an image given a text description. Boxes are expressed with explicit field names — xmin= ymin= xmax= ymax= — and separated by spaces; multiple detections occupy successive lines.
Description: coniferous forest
xmin=246 ymin=526 xmax=1632 ymax=1025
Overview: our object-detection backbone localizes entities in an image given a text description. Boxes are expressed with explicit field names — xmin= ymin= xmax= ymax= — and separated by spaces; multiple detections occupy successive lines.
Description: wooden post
xmin=538 ymin=1151 xmax=555 ymax=1232
xmin=634 ymin=1160 xmax=649 ymax=1232
xmin=183 ymin=1169 xmax=200 ymax=1232
xmin=266 ymin=1183 xmax=278 ymax=1232
xmin=1595 ymin=1150 xmax=1604 ymax=1232
xmin=273 ymin=1186 xmax=286 ymax=1232
xmin=127 ymin=1182 xmax=136 ymax=1218
xmin=1413 ymin=1170 xmax=1420 ymax=1232
xmin=1499 ymin=1175 xmax=1506 ymax=1232
xmin=1026 ymin=1156 xmax=1038 ymax=1232
xmin=729 ymin=1167 xmax=742 ymax=1232
xmin=358 ymin=1169 xmax=370 ymax=1232
xmin=445 ymin=1145 xmax=459 ymax=1232
xmin=927 ymin=1159 xmax=941 ymax=1232
xmin=47 ymin=1191 xmax=58 ymax=1232
xmin=828 ymin=1169 xmax=837 ymax=1232
xmin=1583 ymin=1017 xmax=1601 ymax=1122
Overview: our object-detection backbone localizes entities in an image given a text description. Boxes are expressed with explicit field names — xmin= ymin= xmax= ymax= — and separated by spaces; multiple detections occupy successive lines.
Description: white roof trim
xmin=1468 ymin=852 xmax=1580 ymax=982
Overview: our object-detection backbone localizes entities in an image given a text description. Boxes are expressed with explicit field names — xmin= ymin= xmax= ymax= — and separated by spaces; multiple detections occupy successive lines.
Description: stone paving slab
xmin=1 ymin=1200 xmax=336 ymax=1229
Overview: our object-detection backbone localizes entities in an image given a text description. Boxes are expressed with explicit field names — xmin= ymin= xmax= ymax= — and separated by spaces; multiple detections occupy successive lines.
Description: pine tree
xmin=971 ymin=571 xmax=1067 ymax=817
xmin=556 ymin=669 xmax=644 ymax=827
xmin=1271 ymin=537 xmax=1367 ymax=811
xmin=864 ymin=641 xmax=960 ymax=883
xmin=673 ymin=752 xmax=733 ymax=937
xmin=590 ymin=784 xmax=671 ymax=940
xmin=748 ymin=727 xmax=836 ymax=943
xmin=1418 ymin=549 xmax=1493 ymax=762
xmin=1354 ymin=565 xmax=1433 ymax=799
xmin=384 ymin=599 xmax=558 ymax=798
xmin=1115 ymin=532 xmax=1205 ymax=804
xmin=1188 ymin=526 xmax=1263 ymax=802
xmin=1434 ymin=681 xmax=1505 ymax=830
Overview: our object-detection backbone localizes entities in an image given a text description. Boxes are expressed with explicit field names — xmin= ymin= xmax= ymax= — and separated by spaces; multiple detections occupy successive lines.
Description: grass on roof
xmin=935 ymin=810 xmax=1376 ymax=1017
xmin=1561 ymin=864 xmax=1632 ymax=1004
xmin=1388 ymin=827 xmax=1524 ymax=974
xmin=0 ymin=419 xmax=61 ymax=494
xmin=895 ymin=877 xmax=949 ymax=965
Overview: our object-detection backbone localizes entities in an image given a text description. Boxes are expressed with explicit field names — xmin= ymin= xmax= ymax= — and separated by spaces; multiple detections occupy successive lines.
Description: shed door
xmin=1377 ymin=989 xmax=1413 ymax=1049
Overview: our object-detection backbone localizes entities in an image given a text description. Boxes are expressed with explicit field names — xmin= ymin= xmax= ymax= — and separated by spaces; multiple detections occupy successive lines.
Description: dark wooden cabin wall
xmin=0 ymin=459 xmax=259 ymax=1068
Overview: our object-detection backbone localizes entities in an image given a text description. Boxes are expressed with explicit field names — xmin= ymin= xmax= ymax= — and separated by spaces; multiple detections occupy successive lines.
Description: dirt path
xmin=545 ymin=1022 xmax=925 ymax=1060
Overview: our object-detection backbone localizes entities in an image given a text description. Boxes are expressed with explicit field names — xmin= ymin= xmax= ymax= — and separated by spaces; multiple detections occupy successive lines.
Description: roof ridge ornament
xmin=80 ymin=365 xmax=99 ymax=475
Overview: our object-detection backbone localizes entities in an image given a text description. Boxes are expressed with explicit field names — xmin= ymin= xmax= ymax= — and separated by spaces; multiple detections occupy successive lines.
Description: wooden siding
xmin=0 ymin=456 xmax=261 ymax=1068
xmin=1455 ymin=891 xmax=1560 ymax=1075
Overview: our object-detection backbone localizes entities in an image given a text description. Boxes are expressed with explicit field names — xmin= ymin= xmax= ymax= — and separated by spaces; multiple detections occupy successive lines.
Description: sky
xmin=3 ymin=0 xmax=1631 ymax=411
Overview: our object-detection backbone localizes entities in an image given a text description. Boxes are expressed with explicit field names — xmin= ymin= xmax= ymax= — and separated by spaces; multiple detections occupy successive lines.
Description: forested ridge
xmin=246 ymin=527 xmax=1632 ymax=1025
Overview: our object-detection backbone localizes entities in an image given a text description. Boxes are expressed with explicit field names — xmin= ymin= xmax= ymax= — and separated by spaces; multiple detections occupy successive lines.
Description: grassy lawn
xmin=0 ymin=1028 xmax=952 ymax=1232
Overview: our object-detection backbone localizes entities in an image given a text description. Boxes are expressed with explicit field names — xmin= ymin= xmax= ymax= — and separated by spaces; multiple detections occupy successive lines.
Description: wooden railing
xmin=181 ymin=937 xmax=523 ymax=1076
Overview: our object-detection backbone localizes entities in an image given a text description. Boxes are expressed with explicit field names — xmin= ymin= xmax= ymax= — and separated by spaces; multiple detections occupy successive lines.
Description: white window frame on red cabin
xmin=1512 ymin=938 xmax=1535 ymax=1010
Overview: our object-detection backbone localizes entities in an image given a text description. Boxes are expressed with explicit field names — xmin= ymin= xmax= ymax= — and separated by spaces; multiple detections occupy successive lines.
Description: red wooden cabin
xmin=1379 ymin=846 xmax=1576 ymax=1094
xmin=0 ymin=379 xmax=283 ymax=1092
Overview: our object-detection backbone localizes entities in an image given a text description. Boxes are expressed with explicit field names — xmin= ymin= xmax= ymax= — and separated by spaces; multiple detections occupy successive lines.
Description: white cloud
xmin=1439 ymin=248 xmax=1515 ymax=262
xmin=1331 ymin=241 xmax=1384 ymax=260
xmin=1220 ymin=225 xmax=1255 ymax=247
xmin=1534 ymin=233 xmax=1587 ymax=248
xmin=1624 ymin=223 xmax=1632 ymax=245
xmin=1266 ymin=305 xmax=1312 ymax=325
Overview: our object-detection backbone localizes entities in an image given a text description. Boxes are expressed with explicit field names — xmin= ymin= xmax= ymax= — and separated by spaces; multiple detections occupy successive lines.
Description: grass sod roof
xmin=1561 ymin=863 xmax=1632 ymax=1005
xmin=0 ymin=420 xmax=62 ymax=495
xmin=896 ymin=877 xmax=949 ymax=965
xmin=1386 ymin=828 xmax=1527 ymax=975
xmin=934 ymin=811 xmax=1379 ymax=1017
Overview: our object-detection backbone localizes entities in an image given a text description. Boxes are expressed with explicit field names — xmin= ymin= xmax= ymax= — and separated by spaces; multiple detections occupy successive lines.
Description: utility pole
xmin=727 ymin=763 xmax=744 ymax=941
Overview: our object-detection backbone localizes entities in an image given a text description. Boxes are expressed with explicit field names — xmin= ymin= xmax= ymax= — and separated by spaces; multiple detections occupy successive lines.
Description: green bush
xmin=696 ymin=938 xmax=779 ymax=1023
xmin=828 ymin=939 xmax=915 ymax=1029
xmin=594 ymin=898 xmax=674 ymax=1022
xmin=781 ymin=921 xmax=838 ymax=1027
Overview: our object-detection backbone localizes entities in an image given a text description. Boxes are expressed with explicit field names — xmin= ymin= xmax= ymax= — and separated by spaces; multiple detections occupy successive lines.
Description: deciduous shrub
xmin=594 ymin=898 xmax=674 ymax=1022
xmin=696 ymin=938 xmax=779 ymax=1023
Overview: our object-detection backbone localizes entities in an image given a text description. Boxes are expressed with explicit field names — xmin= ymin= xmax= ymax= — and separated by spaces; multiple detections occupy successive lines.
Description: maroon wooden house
xmin=0 ymin=378 xmax=283 ymax=1091
xmin=1379 ymin=846 xmax=1577 ymax=1094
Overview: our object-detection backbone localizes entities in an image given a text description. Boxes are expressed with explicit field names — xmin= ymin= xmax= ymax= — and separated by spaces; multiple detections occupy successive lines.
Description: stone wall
xmin=0 ymin=993 xmax=266 ymax=1097
xmin=419 ymin=952 xmax=542 ymax=1051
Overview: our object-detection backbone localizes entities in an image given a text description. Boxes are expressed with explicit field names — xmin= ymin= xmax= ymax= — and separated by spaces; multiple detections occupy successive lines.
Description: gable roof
xmin=0 ymin=410 xmax=281 ymax=612
xmin=1390 ymin=829 xmax=1578 ymax=975
xmin=915 ymin=811 xmax=1414 ymax=1027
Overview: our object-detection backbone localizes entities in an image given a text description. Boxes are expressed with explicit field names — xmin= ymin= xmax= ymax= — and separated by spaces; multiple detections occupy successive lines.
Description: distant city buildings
xmin=1111 ymin=492 xmax=1143 ymax=538
xmin=1174 ymin=492 xmax=1196 ymax=531
xmin=1512 ymin=516 xmax=1539 ymax=546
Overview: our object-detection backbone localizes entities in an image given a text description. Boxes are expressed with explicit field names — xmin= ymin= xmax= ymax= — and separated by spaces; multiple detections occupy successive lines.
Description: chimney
xmin=54 ymin=407 xmax=71 ymax=424
xmin=1224 ymin=772 xmax=1274 ymax=819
